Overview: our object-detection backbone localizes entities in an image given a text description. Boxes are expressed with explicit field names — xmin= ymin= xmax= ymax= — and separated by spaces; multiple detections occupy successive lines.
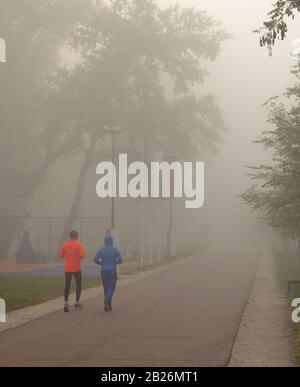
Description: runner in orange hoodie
xmin=59 ymin=231 xmax=86 ymax=313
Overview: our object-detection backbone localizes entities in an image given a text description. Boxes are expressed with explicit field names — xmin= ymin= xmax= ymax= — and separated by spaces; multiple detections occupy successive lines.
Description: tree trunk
xmin=56 ymin=151 xmax=92 ymax=256
xmin=26 ymin=154 xmax=56 ymax=199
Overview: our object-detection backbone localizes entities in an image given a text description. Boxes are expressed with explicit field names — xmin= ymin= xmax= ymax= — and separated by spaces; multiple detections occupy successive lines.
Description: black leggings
xmin=64 ymin=272 xmax=82 ymax=302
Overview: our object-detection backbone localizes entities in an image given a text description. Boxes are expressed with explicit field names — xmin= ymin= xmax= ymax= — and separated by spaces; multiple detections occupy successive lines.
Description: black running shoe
xmin=104 ymin=300 xmax=110 ymax=312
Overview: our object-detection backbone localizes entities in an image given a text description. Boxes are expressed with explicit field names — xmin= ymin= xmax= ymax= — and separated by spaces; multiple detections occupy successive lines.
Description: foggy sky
xmin=159 ymin=0 xmax=300 ymax=238
xmin=29 ymin=0 xmax=300 ymax=251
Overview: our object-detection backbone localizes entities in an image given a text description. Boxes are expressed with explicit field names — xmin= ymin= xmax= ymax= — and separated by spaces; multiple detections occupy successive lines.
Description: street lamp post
xmin=104 ymin=127 xmax=120 ymax=231
xmin=111 ymin=130 xmax=116 ymax=230
xmin=167 ymin=155 xmax=176 ymax=258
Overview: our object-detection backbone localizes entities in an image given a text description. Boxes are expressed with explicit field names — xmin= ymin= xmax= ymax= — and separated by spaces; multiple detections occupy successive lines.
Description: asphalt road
xmin=0 ymin=245 xmax=258 ymax=367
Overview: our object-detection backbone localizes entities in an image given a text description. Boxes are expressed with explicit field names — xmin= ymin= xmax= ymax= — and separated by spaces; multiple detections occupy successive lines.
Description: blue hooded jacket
xmin=93 ymin=235 xmax=123 ymax=272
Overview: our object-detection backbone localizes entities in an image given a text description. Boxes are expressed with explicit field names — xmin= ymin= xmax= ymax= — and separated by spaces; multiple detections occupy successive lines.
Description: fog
xmin=161 ymin=0 xmax=300 ymax=247
xmin=2 ymin=0 xmax=300 ymax=369
xmin=1 ymin=0 xmax=300 ymax=265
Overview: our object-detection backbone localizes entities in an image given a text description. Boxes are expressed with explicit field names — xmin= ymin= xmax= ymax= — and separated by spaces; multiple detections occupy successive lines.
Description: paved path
xmin=229 ymin=248 xmax=297 ymax=367
xmin=0 ymin=257 xmax=201 ymax=333
xmin=0 ymin=247 xmax=258 ymax=367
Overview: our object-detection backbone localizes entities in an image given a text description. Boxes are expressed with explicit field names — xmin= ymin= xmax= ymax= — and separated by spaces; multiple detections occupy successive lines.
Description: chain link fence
xmin=0 ymin=216 xmax=111 ymax=263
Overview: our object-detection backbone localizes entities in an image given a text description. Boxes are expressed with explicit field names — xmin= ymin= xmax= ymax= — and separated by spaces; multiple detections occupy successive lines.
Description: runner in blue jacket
xmin=93 ymin=235 xmax=123 ymax=312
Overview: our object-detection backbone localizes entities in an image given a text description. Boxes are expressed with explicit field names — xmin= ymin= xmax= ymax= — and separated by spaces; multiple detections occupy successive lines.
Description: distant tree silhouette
xmin=55 ymin=0 xmax=230 ymax=248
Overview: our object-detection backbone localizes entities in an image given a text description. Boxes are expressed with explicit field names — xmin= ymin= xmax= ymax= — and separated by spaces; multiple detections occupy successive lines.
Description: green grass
xmin=295 ymin=321 xmax=300 ymax=364
xmin=274 ymin=248 xmax=300 ymax=365
xmin=288 ymin=290 xmax=300 ymax=365
xmin=0 ymin=275 xmax=100 ymax=313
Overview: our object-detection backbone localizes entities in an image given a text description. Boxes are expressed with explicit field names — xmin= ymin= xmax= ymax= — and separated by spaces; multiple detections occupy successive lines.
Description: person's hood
xmin=104 ymin=235 xmax=113 ymax=246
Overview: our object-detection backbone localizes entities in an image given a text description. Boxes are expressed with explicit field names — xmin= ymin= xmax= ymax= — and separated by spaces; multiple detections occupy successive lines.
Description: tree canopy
xmin=57 ymin=0 xmax=229 ymax=158
xmin=0 ymin=0 xmax=229 ymax=202
xmin=241 ymin=62 xmax=300 ymax=238
xmin=53 ymin=0 xmax=230 ymax=243
xmin=0 ymin=0 xmax=93 ymax=198
xmin=257 ymin=0 xmax=300 ymax=49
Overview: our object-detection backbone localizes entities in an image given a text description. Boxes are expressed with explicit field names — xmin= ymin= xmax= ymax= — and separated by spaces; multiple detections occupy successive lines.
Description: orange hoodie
xmin=59 ymin=240 xmax=86 ymax=273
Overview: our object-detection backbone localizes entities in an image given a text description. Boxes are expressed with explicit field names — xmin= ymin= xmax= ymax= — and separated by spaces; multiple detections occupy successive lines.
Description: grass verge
xmin=0 ymin=275 xmax=100 ymax=313
xmin=274 ymin=248 xmax=300 ymax=365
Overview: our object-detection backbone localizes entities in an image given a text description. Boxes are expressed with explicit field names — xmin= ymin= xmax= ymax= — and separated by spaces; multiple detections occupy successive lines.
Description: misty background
xmin=1 ymin=0 xmax=300 ymax=265
xmin=179 ymin=0 xmax=300 ymax=243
